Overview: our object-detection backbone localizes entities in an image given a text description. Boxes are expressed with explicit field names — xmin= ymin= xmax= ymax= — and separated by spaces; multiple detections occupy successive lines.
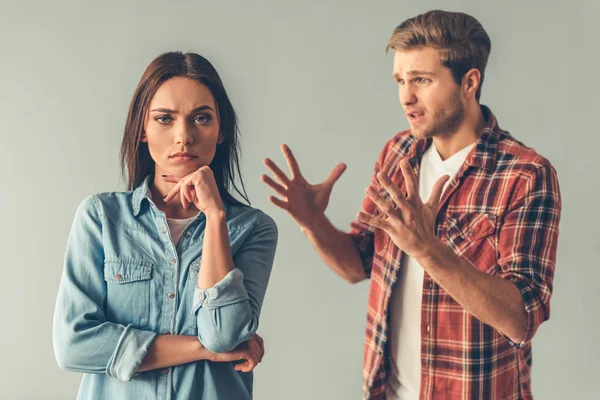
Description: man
xmin=261 ymin=10 xmax=561 ymax=400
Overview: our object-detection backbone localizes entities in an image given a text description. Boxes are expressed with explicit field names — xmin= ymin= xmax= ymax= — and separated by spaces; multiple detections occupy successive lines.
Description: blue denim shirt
xmin=53 ymin=176 xmax=278 ymax=400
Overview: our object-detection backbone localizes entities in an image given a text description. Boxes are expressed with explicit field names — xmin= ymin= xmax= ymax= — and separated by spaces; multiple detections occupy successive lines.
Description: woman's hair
xmin=120 ymin=51 xmax=249 ymax=206
xmin=387 ymin=10 xmax=491 ymax=101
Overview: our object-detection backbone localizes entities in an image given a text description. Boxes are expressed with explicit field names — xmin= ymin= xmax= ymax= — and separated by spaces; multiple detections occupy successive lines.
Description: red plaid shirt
xmin=349 ymin=106 xmax=561 ymax=400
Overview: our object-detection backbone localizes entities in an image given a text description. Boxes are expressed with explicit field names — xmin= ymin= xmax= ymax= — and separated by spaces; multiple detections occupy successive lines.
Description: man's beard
xmin=414 ymin=91 xmax=464 ymax=139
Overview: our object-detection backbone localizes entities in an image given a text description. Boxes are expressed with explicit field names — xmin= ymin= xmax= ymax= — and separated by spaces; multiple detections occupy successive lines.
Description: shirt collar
xmin=132 ymin=175 xmax=152 ymax=217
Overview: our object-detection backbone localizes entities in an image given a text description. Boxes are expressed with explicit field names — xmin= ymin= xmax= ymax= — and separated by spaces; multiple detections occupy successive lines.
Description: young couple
xmin=54 ymin=10 xmax=561 ymax=400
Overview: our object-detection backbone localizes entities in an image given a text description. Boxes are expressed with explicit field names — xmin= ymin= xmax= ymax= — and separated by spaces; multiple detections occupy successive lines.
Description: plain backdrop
xmin=0 ymin=0 xmax=598 ymax=399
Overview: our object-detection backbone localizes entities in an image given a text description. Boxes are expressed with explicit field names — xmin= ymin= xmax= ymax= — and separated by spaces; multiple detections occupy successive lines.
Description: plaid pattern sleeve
xmin=497 ymin=164 xmax=561 ymax=347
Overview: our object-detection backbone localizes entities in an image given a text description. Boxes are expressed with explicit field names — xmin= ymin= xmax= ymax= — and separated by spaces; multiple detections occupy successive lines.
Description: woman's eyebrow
xmin=150 ymin=105 xmax=215 ymax=113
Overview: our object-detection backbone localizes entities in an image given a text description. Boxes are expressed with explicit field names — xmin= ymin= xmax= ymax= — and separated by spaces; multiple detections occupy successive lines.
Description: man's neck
xmin=433 ymin=104 xmax=486 ymax=161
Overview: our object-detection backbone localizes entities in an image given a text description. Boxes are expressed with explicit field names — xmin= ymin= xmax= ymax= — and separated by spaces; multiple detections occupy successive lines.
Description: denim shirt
xmin=53 ymin=176 xmax=278 ymax=400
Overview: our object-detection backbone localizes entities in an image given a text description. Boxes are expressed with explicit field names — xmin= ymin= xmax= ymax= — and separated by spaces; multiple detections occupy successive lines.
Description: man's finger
xmin=261 ymin=174 xmax=287 ymax=197
xmin=324 ymin=163 xmax=347 ymax=187
xmin=281 ymin=144 xmax=303 ymax=180
xmin=268 ymin=195 xmax=289 ymax=211
xmin=377 ymin=172 xmax=409 ymax=210
xmin=263 ymin=158 xmax=291 ymax=184
xmin=357 ymin=211 xmax=389 ymax=230
xmin=426 ymin=174 xmax=450 ymax=210
xmin=399 ymin=159 xmax=419 ymax=201
xmin=367 ymin=186 xmax=400 ymax=218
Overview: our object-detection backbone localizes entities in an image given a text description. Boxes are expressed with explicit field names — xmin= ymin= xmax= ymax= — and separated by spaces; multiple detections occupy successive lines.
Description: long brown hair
xmin=387 ymin=10 xmax=491 ymax=102
xmin=120 ymin=51 xmax=249 ymax=207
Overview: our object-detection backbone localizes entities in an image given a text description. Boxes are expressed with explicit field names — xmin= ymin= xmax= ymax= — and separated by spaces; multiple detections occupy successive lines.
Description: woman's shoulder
xmin=75 ymin=190 xmax=136 ymax=219
xmin=226 ymin=203 xmax=277 ymax=233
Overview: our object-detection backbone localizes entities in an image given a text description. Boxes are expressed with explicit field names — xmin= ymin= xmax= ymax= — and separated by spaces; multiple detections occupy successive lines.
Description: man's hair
xmin=387 ymin=10 xmax=491 ymax=101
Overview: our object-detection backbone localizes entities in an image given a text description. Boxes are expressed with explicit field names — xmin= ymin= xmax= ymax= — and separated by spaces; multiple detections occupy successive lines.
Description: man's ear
xmin=463 ymin=68 xmax=481 ymax=99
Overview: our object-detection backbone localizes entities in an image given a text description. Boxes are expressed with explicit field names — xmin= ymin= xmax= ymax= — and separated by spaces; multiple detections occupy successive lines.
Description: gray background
xmin=0 ymin=0 xmax=598 ymax=399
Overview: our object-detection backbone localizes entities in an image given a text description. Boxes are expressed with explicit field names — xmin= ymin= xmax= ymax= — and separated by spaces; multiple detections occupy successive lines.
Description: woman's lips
xmin=169 ymin=154 xmax=198 ymax=162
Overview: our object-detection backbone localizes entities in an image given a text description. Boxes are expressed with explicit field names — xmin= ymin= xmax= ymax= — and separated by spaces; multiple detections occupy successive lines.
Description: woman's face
xmin=142 ymin=77 xmax=222 ymax=178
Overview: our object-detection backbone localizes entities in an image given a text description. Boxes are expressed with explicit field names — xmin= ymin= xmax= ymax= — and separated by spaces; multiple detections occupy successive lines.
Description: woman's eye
xmin=194 ymin=115 xmax=211 ymax=124
xmin=155 ymin=116 xmax=172 ymax=124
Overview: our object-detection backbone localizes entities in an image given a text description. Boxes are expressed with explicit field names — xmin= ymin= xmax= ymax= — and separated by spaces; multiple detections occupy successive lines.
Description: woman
xmin=53 ymin=52 xmax=278 ymax=400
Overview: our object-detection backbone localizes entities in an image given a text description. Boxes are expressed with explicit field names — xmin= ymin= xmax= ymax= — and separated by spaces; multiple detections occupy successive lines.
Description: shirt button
xmin=115 ymin=274 xmax=122 ymax=281
xmin=466 ymin=229 xmax=474 ymax=237
xmin=170 ymin=258 xmax=176 ymax=264
xmin=185 ymin=233 xmax=191 ymax=239
xmin=429 ymin=282 xmax=434 ymax=289
xmin=164 ymin=330 xmax=171 ymax=335
xmin=162 ymin=227 xmax=167 ymax=233
xmin=426 ymin=325 xmax=431 ymax=333
xmin=168 ymin=292 xmax=175 ymax=299
xmin=161 ymin=369 xmax=169 ymax=375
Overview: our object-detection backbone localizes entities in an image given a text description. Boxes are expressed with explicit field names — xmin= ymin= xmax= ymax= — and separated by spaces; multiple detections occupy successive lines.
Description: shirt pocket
xmin=186 ymin=260 xmax=200 ymax=330
xmin=445 ymin=213 xmax=498 ymax=273
xmin=103 ymin=259 xmax=153 ymax=329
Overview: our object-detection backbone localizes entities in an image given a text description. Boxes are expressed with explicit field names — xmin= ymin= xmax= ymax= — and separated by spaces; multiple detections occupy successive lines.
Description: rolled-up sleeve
xmin=497 ymin=165 xmax=561 ymax=347
xmin=193 ymin=211 xmax=278 ymax=353
xmin=349 ymin=143 xmax=392 ymax=279
xmin=53 ymin=196 xmax=157 ymax=381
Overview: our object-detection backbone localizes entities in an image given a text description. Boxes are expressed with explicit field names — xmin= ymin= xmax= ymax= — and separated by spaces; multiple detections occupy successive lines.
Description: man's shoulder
xmin=380 ymin=129 xmax=416 ymax=159
xmin=496 ymin=131 xmax=555 ymax=173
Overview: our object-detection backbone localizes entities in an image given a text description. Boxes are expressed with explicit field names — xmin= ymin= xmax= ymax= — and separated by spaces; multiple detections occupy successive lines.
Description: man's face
xmin=393 ymin=46 xmax=465 ymax=139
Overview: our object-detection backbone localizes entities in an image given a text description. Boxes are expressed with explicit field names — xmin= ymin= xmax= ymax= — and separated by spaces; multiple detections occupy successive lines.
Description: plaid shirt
xmin=349 ymin=106 xmax=561 ymax=400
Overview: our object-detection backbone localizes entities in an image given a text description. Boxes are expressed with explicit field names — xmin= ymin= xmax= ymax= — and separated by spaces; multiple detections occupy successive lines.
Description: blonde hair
xmin=387 ymin=10 xmax=491 ymax=101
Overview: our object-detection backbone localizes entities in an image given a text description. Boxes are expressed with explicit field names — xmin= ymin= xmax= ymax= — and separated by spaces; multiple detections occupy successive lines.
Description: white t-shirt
xmin=386 ymin=142 xmax=475 ymax=400
xmin=167 ymin=216 xmax=196 ymax=245
xmin=149 ymin=191 xmax=197 ymax=245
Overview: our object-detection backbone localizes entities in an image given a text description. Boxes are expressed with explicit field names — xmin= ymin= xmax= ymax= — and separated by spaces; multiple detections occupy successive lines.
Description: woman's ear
xmin=140 ymin=132 xmax=148 ymax=143
xmin=217 ymin=133 xmax=224 ymax=144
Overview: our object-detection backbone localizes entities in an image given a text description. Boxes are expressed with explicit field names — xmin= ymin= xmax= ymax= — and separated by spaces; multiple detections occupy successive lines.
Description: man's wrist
xmin=414 ymin=237 xmax=446 ymax=266
xmin=300 ymin=213 xmax=329 ymax=236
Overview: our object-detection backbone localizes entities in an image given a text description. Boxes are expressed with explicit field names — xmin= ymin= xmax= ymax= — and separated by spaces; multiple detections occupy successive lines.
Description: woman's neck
xmin=149 ymin=175 xmax=200 ymax=219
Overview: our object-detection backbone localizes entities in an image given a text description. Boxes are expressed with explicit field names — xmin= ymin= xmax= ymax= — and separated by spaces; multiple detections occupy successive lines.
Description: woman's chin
xmin=157 ymin=161 xmax=206 ymax=177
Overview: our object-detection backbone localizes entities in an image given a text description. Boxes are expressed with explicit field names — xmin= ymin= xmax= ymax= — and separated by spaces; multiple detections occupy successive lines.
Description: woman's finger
xmin=183 ymin=184 xmax=194 ymax=203
xmin=163 ymin=182 xmax=181 ymax=203
xmin=161 ymin=174 xmax=180 ymax=184
xmin=180 ymin=189 xmax=188 ymax=210
xmin=256 ymin=336 xmax=265 ymax=360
